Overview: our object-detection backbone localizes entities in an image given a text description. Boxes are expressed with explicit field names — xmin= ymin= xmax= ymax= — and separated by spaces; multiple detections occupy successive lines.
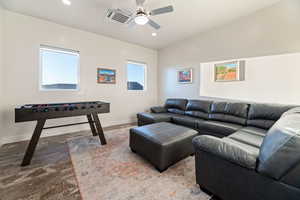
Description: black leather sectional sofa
xmin=137 ymin=98 xmax=300 ymax=200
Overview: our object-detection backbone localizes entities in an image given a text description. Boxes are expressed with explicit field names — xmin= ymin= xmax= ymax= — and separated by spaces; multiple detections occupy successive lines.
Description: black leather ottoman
xmin=129 ymin=122 xmax=198 ymax=172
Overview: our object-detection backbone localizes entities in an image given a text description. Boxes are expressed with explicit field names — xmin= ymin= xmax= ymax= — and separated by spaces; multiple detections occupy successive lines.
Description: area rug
xmin=68 ymin=127 xmax=211 ymax=200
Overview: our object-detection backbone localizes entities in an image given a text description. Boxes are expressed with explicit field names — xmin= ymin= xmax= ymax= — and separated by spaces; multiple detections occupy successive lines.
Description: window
xmin=40 ymin=45 xmax=80 ymax=91
xmin=127 ymin=61 xmax=146 ymax=91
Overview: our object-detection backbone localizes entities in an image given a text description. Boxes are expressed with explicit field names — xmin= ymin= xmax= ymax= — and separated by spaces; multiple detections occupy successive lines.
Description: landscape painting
xmin=97 ymin=68 xmax=116 ymax=84
xmin=215 ymin=61 xmax=240 ymax=82
xmin=178 ymin=68 xmax=193 ymax=83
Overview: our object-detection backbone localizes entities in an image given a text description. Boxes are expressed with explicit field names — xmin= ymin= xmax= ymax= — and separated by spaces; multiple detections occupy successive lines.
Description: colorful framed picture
xmin=178 ymin=68 xmax=193 ymax=84
xmin=97 ymin=68 xmax=116 ymax=84
xmin=214 ymin=61 xmax=245 ymax=82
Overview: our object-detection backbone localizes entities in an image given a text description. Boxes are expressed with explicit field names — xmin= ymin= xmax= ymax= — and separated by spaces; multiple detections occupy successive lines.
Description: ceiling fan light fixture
xmin=134 ymin=14 xmax=149 ymax=25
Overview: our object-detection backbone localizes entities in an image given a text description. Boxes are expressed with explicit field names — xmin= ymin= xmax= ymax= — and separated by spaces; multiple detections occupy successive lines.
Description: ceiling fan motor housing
xmin=136 ymin=8 xmax=147 ymax=16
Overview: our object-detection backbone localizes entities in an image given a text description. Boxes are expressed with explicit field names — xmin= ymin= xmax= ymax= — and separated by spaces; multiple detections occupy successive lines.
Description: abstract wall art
xmin=177 ymin=68 xmax=193 ymax=84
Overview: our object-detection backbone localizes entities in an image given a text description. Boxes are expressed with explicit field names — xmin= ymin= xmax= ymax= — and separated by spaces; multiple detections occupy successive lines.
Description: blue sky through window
xmin=41 ymin=49 xmax=79 ymax=86
xmin=127 ymin=62 xmax=145 ymax=86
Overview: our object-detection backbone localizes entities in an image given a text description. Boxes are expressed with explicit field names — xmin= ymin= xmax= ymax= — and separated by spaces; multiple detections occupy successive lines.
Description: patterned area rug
xmin=68 ymin=127 xmax=211 ymax=200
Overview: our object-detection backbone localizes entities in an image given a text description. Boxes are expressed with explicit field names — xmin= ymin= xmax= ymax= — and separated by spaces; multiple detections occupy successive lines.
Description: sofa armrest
xmin=192 ymin=135 xmax=258 ymax=169
xmin=151 ymin=106 xmax=167 ymax=113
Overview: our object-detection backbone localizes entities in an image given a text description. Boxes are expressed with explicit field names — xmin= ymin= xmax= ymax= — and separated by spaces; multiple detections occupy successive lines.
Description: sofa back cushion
xmin=258 ymin=108 xmax=300 ymax=187
xmin=164 ymin=98 xmax=188 ymax=114
xmin=209 ymin=101 xmax=249 ymax=125
xmin=247 ymin=103 xmax=294 ymax=130
xmin=185 ymin=99 xmax=212 ymax=119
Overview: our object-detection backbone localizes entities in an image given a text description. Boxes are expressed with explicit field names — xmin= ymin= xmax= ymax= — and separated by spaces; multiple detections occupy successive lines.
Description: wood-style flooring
xmin=0 ymin=123 xmax=135 ymax=200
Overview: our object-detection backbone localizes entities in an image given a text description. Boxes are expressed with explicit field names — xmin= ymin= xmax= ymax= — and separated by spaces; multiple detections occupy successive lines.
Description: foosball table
xmin=15 ymin=101 xmax=110 ymax=166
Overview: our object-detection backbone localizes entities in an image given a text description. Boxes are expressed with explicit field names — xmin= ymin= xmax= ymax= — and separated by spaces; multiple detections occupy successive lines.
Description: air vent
xmin=106 ymin=9 xmax=132 ymax=24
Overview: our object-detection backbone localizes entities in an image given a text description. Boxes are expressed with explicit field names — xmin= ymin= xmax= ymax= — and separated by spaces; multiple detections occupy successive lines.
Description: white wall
xmin=201 ymin=53 xmax=300 ymax=105
xmin=158 ymin=0 xmax=300 ymax=103
xmin=1 ymin=11 xmax=158 ymax=145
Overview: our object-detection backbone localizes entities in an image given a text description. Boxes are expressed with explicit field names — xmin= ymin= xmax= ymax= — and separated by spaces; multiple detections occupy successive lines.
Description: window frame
xmin=39 ymin=45 xmax=80 ymax=92
xmin=126 ymin=60 xmax=147 ymax=91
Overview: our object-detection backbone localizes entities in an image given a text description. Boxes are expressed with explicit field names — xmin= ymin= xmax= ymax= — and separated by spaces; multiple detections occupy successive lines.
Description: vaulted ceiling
xmin=0 ymin=0 xmax=281 ymax=49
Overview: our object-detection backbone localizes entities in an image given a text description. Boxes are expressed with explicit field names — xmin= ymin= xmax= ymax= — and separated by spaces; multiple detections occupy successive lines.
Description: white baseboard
xmin=0 ymin=119 xmax=135 ymax=147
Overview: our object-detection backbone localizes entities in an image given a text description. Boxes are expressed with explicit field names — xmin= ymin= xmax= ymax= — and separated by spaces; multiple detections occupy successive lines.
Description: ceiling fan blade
xmin=127 ymin=17 xmax=136 ymax=28
xmin=136 ymin=0 xmax=146 ymax=6
xmin=150 ymin=5 xmax=174 ymax=16
xmin=148 ymin=19 xmax=161 ymax=30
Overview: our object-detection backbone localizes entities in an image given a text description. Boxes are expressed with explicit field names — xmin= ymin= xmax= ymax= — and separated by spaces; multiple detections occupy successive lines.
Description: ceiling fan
xmin=107 ymin=0 xmax=174 ymax=30
xmin=131 ymin=0 xmax=174 ymax=29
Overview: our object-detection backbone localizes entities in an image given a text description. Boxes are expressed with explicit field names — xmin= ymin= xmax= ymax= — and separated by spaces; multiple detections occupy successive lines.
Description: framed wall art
xmin=97 ymin=68 xmax=116 ymax=84
xmin=177 ymin=68 xmax=193 ymax=84
xmin=214 ymin=60 xmax=245 ymax=82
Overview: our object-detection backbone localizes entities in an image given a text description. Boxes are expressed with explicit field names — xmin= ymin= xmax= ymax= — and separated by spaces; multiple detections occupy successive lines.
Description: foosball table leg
xmin=21 ymin=119 xmax=46 ymax=166
xmin=92 ymin=113 xmax=107 ymax=145
xmin=86 ymin=114 xmax=97 ymax=136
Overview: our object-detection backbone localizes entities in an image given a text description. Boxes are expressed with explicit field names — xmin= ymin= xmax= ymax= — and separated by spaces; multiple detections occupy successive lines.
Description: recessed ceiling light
xmin=152 ymin=32 xmax=157 ymax=37
xmin=62 ymin=0 xmax=71 ymax=6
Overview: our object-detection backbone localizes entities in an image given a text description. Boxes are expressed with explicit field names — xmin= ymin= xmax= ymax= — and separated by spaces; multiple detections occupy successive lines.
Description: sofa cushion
xmin=282 ymin=107 xmax=300 ymax=116
xmin=209 ymin=101 xmax=249 ymax=125
xmin=164 ymin=98 xmax=188 ymax=110
xmin=150 ymin=106 xmax=167 ymax=113
xmin=240 ymin=126 xmax=268 ymax=136
xmin=185 ymin=99 xmax=212 ymax=120
xmin=258 ymin=110 xmax=300 ymax=182
xmin=197 ymin=120 xmax=243 ymax=136
xmin=137 ymin=112 xmax=179 ymax=124
xmin=172 ymin=115 xmax=204 ymax=129
xmin=164 ymin=98 xmax=188 ymax=115
xmin=167 ymin=108 xmax=185 ymax=115
xmin=193 ymin=135 xmax=259 ymax=169
xmin=247 ymin=103 xmax=294 ymax=130
xmin=228 ymin=130 xmax=265 ymax=148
